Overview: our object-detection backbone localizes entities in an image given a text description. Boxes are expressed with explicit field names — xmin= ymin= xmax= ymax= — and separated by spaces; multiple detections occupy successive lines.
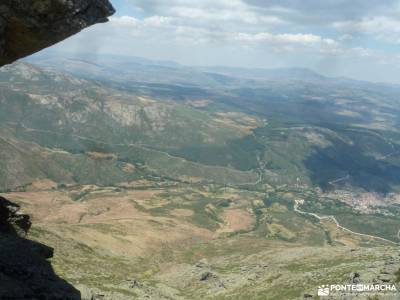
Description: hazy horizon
xmin=33 ymin=0 xmax=400 ymax=84
xmin=28 ymin=50 xmax=400 ymax=87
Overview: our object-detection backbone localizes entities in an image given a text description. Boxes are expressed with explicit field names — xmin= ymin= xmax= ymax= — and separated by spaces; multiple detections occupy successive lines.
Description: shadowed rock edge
xmin=0 ymin=0 xmax=115 ymax=67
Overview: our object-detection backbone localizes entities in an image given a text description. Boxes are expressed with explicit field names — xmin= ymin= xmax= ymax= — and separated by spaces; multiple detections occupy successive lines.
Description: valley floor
xmin=3 ymin=180 xmax=400 ymax=299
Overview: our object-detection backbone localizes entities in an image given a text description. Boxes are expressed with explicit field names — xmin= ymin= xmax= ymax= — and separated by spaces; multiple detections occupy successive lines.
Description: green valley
xmin=1 ymin=55 xmax=400 ymax=299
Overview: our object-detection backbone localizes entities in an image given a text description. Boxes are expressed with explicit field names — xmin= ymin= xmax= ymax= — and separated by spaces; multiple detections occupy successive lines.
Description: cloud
xmin=131 ymin=0 xmax=285 ymax=26
xmin=234 ymin=32 xmax=341 ymax=54
xmin=109 ymin=15 xmax=140 ymax=27
xmin=120 ymin=0 xmax=400 ymax=50
xmin=106 ymin=15 xmax=341 ymax=52
xmin=110 ymin=15 xmax=172 ymax=28
xmin=333 ymin=17 xmax=400 ymax=44
xmin=235 ymin=32 xmax=334 ymax=44
xmin=119 ymin=0 xmax=400 ymax=48
xmin=242 ymin=0 xmax=400 ymax=24
xmin=38 ymin=0 xmax=400 ymax=83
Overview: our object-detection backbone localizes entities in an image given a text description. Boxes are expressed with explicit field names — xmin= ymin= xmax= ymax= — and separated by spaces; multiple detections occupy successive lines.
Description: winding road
xmin=328 ymin=174 xmax=350 ymax=186
xmin=294 ymin=200 xmax=399 ymax=246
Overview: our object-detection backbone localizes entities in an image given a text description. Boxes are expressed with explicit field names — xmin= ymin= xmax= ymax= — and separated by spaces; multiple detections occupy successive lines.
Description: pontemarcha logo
xmin=318 ymin=285 xmax=330 ymax=296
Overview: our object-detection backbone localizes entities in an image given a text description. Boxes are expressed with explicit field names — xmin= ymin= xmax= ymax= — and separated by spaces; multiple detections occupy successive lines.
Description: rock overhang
xmin=0 ymin=0 xmax=115 ymax=67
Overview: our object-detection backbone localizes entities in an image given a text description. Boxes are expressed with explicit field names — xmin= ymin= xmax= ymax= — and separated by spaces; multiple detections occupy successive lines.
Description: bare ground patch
xmin=3 ymin=189 xmax=214 ymax=258
xmin=217 ymin=208 xmax=254 ymax=234
xmin=171 ymin=209 xmax=194 ymax=217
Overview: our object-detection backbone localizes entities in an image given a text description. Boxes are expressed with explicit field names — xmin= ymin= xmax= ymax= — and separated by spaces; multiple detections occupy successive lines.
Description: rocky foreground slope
xmin=0 ymin=196 xmax=81 ymax=299
xmin=3 ymin=184 xmax=400 ymax=300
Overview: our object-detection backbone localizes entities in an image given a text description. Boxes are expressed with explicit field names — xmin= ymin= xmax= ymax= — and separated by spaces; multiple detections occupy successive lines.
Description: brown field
xmin=26 ymin=179 xmax=58 ymax=191
xmin=2 ymin=188 xmax=214 ymax=258
xmin=217 ymin=208 xmax=254 ymax=233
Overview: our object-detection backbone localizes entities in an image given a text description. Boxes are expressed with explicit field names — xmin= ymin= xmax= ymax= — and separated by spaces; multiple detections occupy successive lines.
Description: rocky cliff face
xmin=0 ymin=196 xmax=81 ymax=299
xmin=0 ymin=196 xmax=31 ymax=234
xmin=0 ymin=0 xmax=115 ymax=67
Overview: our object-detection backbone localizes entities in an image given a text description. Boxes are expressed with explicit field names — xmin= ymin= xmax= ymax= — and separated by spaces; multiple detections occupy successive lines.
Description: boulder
xmin=350 ymin=272 xmax=361 ymax=284
xmin=200 ymin=271 xmax=215 ymax=281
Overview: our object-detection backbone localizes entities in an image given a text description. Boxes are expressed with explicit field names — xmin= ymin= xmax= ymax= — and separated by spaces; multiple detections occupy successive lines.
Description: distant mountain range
xmin=27 ymin=52 xmax=400 ymax=88
xmin=0 ymin=54 xmax=399 ymax=194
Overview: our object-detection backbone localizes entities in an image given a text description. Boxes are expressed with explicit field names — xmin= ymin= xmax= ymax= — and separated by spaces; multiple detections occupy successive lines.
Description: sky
xmin=44 ymin=0 xmax=400 ymax=83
